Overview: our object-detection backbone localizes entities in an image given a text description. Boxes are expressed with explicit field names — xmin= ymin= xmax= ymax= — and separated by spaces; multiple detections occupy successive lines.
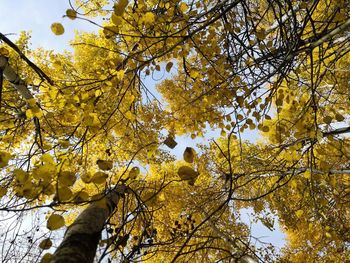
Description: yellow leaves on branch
xmin=51 ymin=22 xmax=65 ymax=36
xmin=47 ymin=214 xmax=65 ymax=230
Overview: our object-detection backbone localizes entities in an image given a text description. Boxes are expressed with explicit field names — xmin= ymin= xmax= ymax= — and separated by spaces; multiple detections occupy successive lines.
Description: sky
xmin=0 ymin=0 xmax=286 ymax=256
xmin=0 ymin=0 xmax=97 ymax=52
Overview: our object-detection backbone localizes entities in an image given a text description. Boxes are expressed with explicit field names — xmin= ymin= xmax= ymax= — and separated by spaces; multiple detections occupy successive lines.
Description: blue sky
xmin=0 ymin=0 xmax=286 ymax=253
xmin=0 ymin=0 xmax=97 ymax=51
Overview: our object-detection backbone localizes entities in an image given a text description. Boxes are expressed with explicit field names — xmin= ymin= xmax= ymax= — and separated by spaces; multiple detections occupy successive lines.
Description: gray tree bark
xmin=51 ymin=185 xmax=127 ymax=263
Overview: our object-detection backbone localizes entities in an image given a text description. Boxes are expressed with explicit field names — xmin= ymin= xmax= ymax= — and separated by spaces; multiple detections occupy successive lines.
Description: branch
xmin=323 ymin=126 xmax=350 ymax=137
xmin=0 ymin=32 xmax=54 ymax=85
xmin=0 ymin=55 xmax=34 ymax=99
xmin=52 ymin=185 xmax=128 ymax=263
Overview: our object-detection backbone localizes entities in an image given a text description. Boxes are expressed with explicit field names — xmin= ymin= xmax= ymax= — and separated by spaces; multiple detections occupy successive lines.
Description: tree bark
xmin=51 ymin=185 xmax=127 ymax=263
xmin=0 ymin=55 xmax=34 ymax=100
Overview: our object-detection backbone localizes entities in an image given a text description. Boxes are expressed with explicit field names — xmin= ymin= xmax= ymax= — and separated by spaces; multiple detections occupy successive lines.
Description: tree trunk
xmin=51 ymin=185 xmax=127 ymax=263
xmin=0 ymin=55 xmax=34 ymax=100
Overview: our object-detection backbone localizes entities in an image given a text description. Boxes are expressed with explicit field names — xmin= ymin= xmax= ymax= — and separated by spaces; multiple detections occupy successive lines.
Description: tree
xmin=0 ymin=0 xmax=350 ymax=262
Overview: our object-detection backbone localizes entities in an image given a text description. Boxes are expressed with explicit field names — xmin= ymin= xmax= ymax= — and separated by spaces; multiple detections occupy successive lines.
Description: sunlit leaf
xmin=96 ymin=160 xmax=113 ymax=171
xmin=128 ymin=166 xmax=140 ymax=179
xmin=66 ymin=9 xmax=77 ymax=20
xmin=47 ymin=214 xmax=65 ymax=230
xmin=39 ymin=238 xmax=52 ymax=250
xmin=177 ymin=166 xmax=199 ymax=181
xmin=183 ymin=147 xmax=196 ymax=163
xmin=91 ymin=172 xmax=108 ymax=184
xmin=50 ymin=22 xmax=65 ymax=35
xmin=166 ymin=62 xmax=173 ymax=72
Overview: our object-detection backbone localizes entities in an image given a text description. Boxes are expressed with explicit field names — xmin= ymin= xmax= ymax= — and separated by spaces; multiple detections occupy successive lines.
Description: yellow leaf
xmin=58 ymin=139 xmax=70 ymax=149
xmin=47 ymin=214 xmax=65 ymax=230
xmin=91 ymin=172 xmax=108 ymax=184
xmin=183 ymin=147 xmax=196 ymax=163
xmin=323 ymin=115 xmax=332 ymax=124
xmin=114 ymin=0 xmax=128 ymax=16
xmin=116 ymin=70 xmax=125 ymax=80
xmin=304 ymin=170 xmax=311 ymax=179
xmin=325 ymin=232 xmax=332 ymax=238
xmin=103 ymin=26 xmax=118 ymax=38
xmin=0 ymin=151 xmax=11 ymax=168
xmin=142 ymin=12 xmax=155 ymax=24
xmin=74 ymin=190 xmax=89 ymax=202
xmin=164 ymin=135 xmax=177 ymax=149
xmin=13 ymin=169 xmax=29 ymax=184
xmin=56 ymin=186 xmax=73 ymax=201
xmin=39 ymin=238 xmax=52 ymax=250
xmin=125 ymin=111 xmax=136 ymax=121
xmin=166 ymin=62 xmax=173 ymax=72
xmin=84 ymin=113 xmax=99 ymax=127
xmin=66 ymin=9 xmax=77 ymax=20
xmin=59 ymin=171 xmax=76 ymax=186
xmin=179 ymin=2 xmax=189 ymax=13
xmin=0 ymin=47 xmax=9 ymax=56
xmin=128 ymin=167 xmax=140 ymax=179
xmin=80 ymin=172 xmax=91 ymax=183
xmin=335 ymin=113 xmax=344 ymax=122
xmin=177 ymin=166 xmax=199 ymax=181
xmin=111 ymin=13 xmax=123 ymax=25
xmin=0 ymin=186 xmax=7 ymax=198
xmin=295 ymin=209 xmax=304 ymax=218
xmin=25 ymin=109 xmax=34 ymax=118
xmin=290 ymin=180 xmax=297 ymax=189
xmin=96 ymin=160 xmax=113 ymax=171
xmin=41 ymin=153 xmax=55 ymax=164
xmin=26 ymin=98 xmax=37 ymax=107
xmin=40 ymin=253 xmax=53 ymax=263
xmin=261 ymin=126 xmax=270 ymax=132
xmin=95 ymin=89 xmax=102 ymax=97
xmin=51 ymin=23 xmax=65 ymax=35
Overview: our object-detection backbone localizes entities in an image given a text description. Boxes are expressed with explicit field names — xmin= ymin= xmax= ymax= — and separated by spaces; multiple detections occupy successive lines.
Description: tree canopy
xmin=0 ymin=0 xmax=350 ymax=262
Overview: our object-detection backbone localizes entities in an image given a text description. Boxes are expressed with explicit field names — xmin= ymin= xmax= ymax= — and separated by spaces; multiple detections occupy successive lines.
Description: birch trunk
xmin=51 ymin=185 xmax=127 ymax=263
xmin=0 ymin=55 xmax=34 ymax=100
